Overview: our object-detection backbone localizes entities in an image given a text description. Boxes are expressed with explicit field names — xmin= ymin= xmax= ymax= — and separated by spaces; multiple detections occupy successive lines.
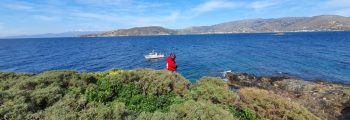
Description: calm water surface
xmin=0 ymin=32 xmax=349 ymax=83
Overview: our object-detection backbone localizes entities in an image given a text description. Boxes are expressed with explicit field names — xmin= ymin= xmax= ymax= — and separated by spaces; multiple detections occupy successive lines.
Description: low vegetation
xmin=239 ymin=88 xmax=320 ymax=120
xmin=0 ymin=69 xmax=320 ymax=120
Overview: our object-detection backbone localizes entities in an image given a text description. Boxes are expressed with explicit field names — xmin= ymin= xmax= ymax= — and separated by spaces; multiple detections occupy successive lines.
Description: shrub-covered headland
xmin=0 ymin=69 xmax=335 ymax=120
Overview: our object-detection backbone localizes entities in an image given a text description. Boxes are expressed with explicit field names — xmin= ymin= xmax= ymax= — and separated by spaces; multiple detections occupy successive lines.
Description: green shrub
xmin=30 ymin=85 xmax=65 ymax=110
xmin=79 ymin=102 xmax=114 ymax=120
xmin=84 ymin=69 xmax=189 ymax=112
xmin=85 ymin=84 xmax=100 ymax=101
xmin=239 ymin=87 xmax=320 ymax=120
xmin=86 ymin=77 xmax=121 ymax=102
xmin=78 ymin=101 xmax=131 ymax=120
xmin=0 ymin=99 xmax=32 ymax=119
xmin=120 ymin=92 xmax=178 ymax=112
xmin=239 ymin=108 xmax=259 ymax=120
xmin=188 ymin=77 xmax=238 ymax=105
xmin=0 ymin=91 xmax=9 ymax=105
xmin=0 ymin=70 xmax=98 ymax=119
xmin=41 ymin=93 xmax=85 ymax=119
xmin=136 ymin=111 xmax=178 ymax=120
xmin=170 ymin=100 xmax=238 ymax=120
xmin=0 ymin=72 xmax=33 ymax=92
xmin=134 ymin=69 xmax=190 ymax=96
xmin=85 ymin=79 xmax=181 ymax=112
xmin=110 ymin=102 xmax=127 ymax=120
xmin=0 ymin=72 xmax=33 ymax=81
xmin=101 ymin=69 xmax=191 ymax=96
xmin=229 ymin=106 xmax=260 ymax=120
xmin=42 ymin=93 xmax=130 ymax=120
xmin=2 ymin=69 xmax=324 ymax=120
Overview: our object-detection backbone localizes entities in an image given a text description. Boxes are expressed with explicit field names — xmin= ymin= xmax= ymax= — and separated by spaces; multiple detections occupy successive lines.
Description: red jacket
xmin=166 ymin=56 xmax=177 ymax=71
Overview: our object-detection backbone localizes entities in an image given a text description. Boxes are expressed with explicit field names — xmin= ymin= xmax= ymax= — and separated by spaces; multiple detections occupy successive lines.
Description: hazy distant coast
xmin=82 ymin=15 xmax=350 ymax=37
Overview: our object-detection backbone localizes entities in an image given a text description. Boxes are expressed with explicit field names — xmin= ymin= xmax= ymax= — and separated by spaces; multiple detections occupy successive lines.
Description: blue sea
xmin=0 ymin=32 xmax=349 ymax=83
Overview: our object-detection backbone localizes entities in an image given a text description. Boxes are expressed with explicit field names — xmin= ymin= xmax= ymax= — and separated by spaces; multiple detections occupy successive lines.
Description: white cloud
xmin=332 ymin=8 xmax=350 ymax=16
xmin=33 ymin=15 xmax=61 ymax=21
xmin=251 ymin=0 xmax=281 ymax=10
xmin=74 ymin=0 xmax=132 ymax=7
xmin=3 ymin=3 xmax=33 ymax=10
xmin=321 ymin=0 xmax=350 ymax=8
xmin=69 ymin=0 xmax=173 ymax=26
xmin=317 ymin=0 xmax=350 ymax=16
xmin=193 ymin=0 xmax=241 ymax=13
xmin=71 ymin=10 xmax=181 ymax=27
xmin=163 ymin=11 xmax=180 ymax=22
xmin=71 ymin=12 xmax=119 ymax=22
xmin=10 ymin=0 xmax=350 ymax=35
xmin=74 ymin=0 xmax=166 ymax=10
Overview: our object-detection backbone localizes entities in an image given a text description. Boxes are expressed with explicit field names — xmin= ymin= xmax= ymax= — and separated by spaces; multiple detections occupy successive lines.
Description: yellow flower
xmin=108 ymin=69 xmax=124 ymax=76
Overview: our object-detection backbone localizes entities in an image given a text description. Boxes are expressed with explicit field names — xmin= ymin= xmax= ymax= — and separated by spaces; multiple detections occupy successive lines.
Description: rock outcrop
xmin=225 ymin=72 xmax=350 ymax=120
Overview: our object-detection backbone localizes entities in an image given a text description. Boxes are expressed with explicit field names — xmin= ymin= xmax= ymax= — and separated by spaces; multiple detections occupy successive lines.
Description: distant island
xmin=82 ymin=15 xmax=350 ymax=37
xmin=82 ymin=27 xmax=177 ymax=37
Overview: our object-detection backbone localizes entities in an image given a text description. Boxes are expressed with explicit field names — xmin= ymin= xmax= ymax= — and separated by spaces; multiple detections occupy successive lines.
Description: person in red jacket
xmin=166 ymin=53 xmax=177 ymax=72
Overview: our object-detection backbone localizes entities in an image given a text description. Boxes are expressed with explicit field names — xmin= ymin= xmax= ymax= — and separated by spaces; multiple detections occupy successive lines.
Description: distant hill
xmin=82 ymin=26 xmax=177 ymax=37
xmin=181 ymin=15 xmax=350 ymax=33
xmin=6 ymin=31 xmax=100 ymax=39
xmin=84 ymin=15 xmax=350 ymax=37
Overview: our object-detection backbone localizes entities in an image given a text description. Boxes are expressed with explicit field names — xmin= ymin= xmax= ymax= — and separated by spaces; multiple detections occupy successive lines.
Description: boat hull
xmin=144 ymin=55 xmax=164 ymax=59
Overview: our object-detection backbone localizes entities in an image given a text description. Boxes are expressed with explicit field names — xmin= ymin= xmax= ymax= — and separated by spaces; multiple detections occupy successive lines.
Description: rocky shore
xmin=225 ymin=72 xmax=350 ymax=120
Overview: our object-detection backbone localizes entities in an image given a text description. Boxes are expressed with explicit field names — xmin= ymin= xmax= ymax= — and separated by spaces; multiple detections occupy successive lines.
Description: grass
xmin=0 ymin=69 xmax=321 ymax=120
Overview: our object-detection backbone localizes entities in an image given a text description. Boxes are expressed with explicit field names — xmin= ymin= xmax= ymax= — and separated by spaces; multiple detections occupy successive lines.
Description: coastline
xmin=80 ymin=30 xmax=350 ymax=37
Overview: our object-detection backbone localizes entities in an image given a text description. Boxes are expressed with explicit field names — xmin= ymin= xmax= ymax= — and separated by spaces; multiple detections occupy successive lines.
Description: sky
xmin=0 ymin=0 xmax=350 ymax=37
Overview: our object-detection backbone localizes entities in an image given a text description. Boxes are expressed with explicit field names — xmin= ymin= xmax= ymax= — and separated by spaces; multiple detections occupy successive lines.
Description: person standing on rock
xmin=166 ymin=53 xmax=177 ymax=73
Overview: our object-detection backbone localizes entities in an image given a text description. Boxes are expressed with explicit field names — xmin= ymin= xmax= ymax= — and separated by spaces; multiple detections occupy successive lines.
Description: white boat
xmin=144 ymin=50 xmax=164 ymax=59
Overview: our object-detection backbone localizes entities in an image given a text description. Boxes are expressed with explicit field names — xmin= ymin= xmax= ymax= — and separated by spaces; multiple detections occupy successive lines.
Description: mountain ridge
xmin=179 ymin=15 xmax=350 ymax=34
xmin=81 ymin=15 xmax=350 ymax=37
xmin=82 ymin=26 xmax=177 ymax=37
